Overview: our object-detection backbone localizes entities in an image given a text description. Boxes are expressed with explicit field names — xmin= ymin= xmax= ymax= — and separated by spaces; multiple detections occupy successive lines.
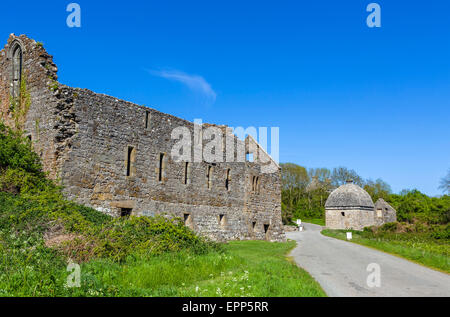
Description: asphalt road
xmin=286 ymin=223 xmax=450 ymax=297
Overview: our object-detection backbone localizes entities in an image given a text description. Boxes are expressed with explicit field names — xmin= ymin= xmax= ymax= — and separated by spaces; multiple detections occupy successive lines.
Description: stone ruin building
xmin=0 ymin=34 xmax=286 ymax=242
xmin=325 ymin=180 xmax=397 ymax=230
xmin=374 ymin=198 xmax=397 ymax=226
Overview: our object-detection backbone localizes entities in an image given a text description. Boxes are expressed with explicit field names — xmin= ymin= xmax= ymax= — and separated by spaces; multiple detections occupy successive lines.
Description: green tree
xmin=308 ymin=167 xmax=331 ymax=183
xmin=364 ymin=178 xmax=392 ymax=202
xmin=331 ymin=167 xmax=363 ymax=187
xmin=0 ymin=121 xmax=42 ymax=174
xmin=280 ymin=163 xmax=309 ymax=219
xmin=389 ymin=189 xmax=449 ymax=224
xmin=438 ymin=169 xmax=450 ymax=194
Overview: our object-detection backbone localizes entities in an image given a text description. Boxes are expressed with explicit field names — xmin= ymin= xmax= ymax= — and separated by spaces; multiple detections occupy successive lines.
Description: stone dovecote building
xmin=0 ymin=34 xmax=286 ymax=242
xmin=325 ymin=180 xmax=396 ymax=230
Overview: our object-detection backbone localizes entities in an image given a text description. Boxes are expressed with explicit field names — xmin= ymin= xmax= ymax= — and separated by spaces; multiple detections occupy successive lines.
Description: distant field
xmin=321 ymin=229 xmax=450 ymax=273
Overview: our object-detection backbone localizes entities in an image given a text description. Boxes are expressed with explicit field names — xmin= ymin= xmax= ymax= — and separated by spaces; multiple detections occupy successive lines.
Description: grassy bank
xmin=1 ymin=226 xmax=326 ymax=297
xmin=0 ymin=189 xmax=325 ymax=297
xmin=321 ymin=229 xmax=449 ymax=273
xmin=62 ymin=240 xmax=325 ymax=297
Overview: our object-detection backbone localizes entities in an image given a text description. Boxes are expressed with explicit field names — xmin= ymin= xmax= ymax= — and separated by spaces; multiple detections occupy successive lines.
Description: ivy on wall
xmin=9 ymin=76 xmax=31 ymax=130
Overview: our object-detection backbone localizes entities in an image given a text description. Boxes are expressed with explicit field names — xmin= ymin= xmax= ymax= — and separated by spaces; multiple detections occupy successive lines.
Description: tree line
xmin=280 ymin=163 xmax=450 ymax=228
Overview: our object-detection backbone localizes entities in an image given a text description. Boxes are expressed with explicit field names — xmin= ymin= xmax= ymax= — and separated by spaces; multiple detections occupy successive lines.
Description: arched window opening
xmin=11 ymin=45 xmax=23 ymax=98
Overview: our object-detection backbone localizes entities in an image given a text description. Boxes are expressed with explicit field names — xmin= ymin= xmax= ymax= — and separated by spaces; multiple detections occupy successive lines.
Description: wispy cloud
xmin=149 ymin=69 xmax=217 ymax=104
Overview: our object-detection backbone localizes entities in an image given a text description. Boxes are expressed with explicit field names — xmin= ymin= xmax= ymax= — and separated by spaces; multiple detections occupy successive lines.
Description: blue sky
xmin=1 ymin=1 xmax=449 ymax=195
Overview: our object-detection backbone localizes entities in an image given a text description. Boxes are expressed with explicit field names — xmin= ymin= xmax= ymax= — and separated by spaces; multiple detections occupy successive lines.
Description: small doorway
xmin=264 ymin=224 xmax=270 ymax=240
xmin=219 ymin=214 xmax=226 ymax=228
xmin=184 ymin=213 xmax=193 ymax=229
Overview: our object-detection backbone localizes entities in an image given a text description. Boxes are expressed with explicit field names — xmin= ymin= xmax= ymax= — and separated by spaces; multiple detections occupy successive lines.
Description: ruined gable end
xmin=374 ymin=198 xmax=397 ymax=226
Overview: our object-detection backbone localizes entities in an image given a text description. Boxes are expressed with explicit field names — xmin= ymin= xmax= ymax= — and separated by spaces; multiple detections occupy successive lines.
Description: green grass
xmin=0 ymin=239 xmax=326 ymax=297
xmin=301 ymin=218 xmax=325 ymax=226
xmin=0 ymin=189 xmax=325 ymax=297
xmin=321 ymin=229 xmax=450 ymax=273
xmin=76 ymin=240 xmax=325 ymax=297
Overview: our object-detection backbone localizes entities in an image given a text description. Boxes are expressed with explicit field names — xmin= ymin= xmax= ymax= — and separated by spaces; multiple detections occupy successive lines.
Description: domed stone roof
xmin=325 ymin=180 xmax=374 ymax=210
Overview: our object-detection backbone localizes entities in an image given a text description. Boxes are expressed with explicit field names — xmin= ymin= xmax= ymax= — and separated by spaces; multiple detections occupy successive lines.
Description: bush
xmin=59 ymin=215 xmax=222 ymax=263
xmin=0 ymin=122 xmax=42 ymax=175
xmin=0 ymin=120 xmax=220 ymax=266
xmin=430 ymin=224 xmax=450 ymax=240
xmin=379 ymin=222 xmax=400 ymax=233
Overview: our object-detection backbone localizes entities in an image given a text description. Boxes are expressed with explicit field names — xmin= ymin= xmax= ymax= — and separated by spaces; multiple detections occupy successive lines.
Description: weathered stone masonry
xmin=0 ymin=34 xmax=285 ymax=242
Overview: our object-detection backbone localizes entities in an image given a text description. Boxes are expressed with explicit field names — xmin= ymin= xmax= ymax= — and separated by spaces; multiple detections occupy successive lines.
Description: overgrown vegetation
xmin=9 ymin=77 xmax=31 ymax=130
xmin=0 ymin=122 xmax=324 ymax=296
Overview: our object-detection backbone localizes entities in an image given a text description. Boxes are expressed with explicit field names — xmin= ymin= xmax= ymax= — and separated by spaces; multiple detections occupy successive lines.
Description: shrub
xmin=0 ymin=122 xmax=42 ymax=174
xmin=430 ymin=224 xmax=450 ymax=240
xmin=379 ymin=222 xmax=400 ymax=233
xmin=0 ymin=120 xmax=220 ymax=266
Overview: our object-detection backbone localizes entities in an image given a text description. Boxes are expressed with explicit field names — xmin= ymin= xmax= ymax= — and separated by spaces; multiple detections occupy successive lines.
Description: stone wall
xmin=325 ymin=208 xmax=375 ymax=230
xmin=326 ymin=203 xmax=397 ymax=231
xmin=0 ymin=34 xmax=285 ymax=242
xmin=374 ymin=199 xmax=397 ymax=226
xmin=0 ymin=34 xmax=64 ymax=179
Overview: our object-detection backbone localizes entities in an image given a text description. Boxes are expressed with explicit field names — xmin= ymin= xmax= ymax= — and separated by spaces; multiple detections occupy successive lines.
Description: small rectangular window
xmin=158 ymin=153 xmax=165 ymax=182
xmin=246 ymin=152 xmax=254 ymax=162
xmin=184 ymin=162 xmax=190 ymax=185
xmin=341 ymin=212 xmax=345 ymax=217
xmin=252 ymin=221 xmax=257 ymax=231
xmin=126 ymin=146 xmax=135 ymax=177
xmin=207 ymin=165 xmax=213 ymax=189
xmin=256 ymin=176 xmax=260 ymax=193
xmin=252 ymin=176 xmax=260 ymax=193
xmin=145 ymin=110 xmax=150 ymax=130
xmin=184 ymin=213 xmax=193 ymax=229
xmin=219 ymin=214 xmax=226 ymax=228
xmin=120 ymin=208 xmax=132 ymax=218
xmin=264 ymin=224 xmax=270 ymax=240
xmin=225 ymin=169 xmax=231 ymax=191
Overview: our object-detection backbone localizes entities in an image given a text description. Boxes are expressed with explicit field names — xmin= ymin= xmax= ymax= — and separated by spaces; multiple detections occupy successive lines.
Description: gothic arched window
xmin=11 ymin=45 xmax=23 ymax=98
